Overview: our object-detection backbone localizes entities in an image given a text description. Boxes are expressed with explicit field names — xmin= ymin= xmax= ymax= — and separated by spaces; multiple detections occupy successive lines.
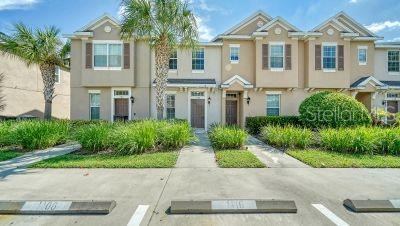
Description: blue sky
xmin=1 ymin=0 xmax=400 ymax=42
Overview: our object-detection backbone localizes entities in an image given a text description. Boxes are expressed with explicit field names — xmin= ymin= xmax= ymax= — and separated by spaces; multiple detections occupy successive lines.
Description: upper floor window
xmin=266 ymin=94 xmax=280 ymax=116
xmin=55 ymin=66 xmax=61 ymax=84
xmin=388 ymin=50 xmax=400 ymax=73
xmin=229 ymin=44 xmax=240 ymax=63
xmin=192 ymin=48 xmax=205 ymax=71
xmin=166 ymin=94 xmax=176 ymax=119
xmin=358 ymin=46 xmax=367 ymax=65
xmin=169 ymin=50 xmax=178 ymax=70
xmin=323 ymin=45 xmax=336 ymax=70
xmin=270 ymin=44 xmax=284 ymax=70
xmin=94 ymin=43 xmax=122 ymax=69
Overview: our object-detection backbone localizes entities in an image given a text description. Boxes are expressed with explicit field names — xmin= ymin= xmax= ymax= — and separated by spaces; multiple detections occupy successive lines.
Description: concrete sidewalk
xmin=175 ymin=131 xmax=217 ymax=168
xmin=246 ymin=136 xmax=310 ymax=168
xmin=0 ymin=143 xmax=81 ymax=177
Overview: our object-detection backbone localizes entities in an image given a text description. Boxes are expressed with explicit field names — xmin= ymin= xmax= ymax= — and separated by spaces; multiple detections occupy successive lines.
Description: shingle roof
xmin=153 ymin=78 xmax=216 ymax=85
xmin=381 ymin=80 xmax=400 ymax=87
xmin=350 ymin=76 xmax=369 ymax=88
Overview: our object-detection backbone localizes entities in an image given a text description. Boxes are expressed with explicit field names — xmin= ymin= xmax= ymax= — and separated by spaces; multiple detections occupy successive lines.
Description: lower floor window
xmin=89 ymin=93 xmax=100 ymax=120
xmin=266 ymin=94 xmax=280 ymax=116
xmin=166 ymin=94 xmax=175 ymax=119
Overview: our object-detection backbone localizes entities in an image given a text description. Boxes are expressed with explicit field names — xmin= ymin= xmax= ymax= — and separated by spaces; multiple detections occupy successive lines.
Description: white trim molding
xmin=221 ymin=75 xmax=253 ymax=89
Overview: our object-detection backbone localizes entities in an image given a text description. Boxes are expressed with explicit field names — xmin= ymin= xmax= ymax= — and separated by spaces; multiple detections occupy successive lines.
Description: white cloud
xmin=389 ymin=37 xmax=400 ymax=42
xmin=366 ymin=21 xmax=400 ymax=33
xmin=349 ymin=0 xmax=359 ymax=3
xmin=195 ymin=16 xmax=213 ymax=41
xmin=0 ymin=0 xmax=39 ymax=10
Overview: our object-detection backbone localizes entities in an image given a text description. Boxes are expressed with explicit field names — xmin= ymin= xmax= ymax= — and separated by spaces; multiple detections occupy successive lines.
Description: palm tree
xmin=0 ymin=23 xmax=70 ymax=120
xmin=120 ymin=0 xmax=198 ymax=119
xmin=0 ymin=73 xmax=5 ymax=112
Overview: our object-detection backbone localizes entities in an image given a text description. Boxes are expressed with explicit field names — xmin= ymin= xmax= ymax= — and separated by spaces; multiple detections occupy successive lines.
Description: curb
xmin=170 ymin=199 xmax=297 ymax=214
xmin=0 ymin=200 xmax=116 ymax=215
xmin=344 ymin=199 xmax=400 ymax=212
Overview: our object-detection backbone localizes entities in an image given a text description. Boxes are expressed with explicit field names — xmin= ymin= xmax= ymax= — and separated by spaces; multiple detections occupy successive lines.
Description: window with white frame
xmin=169 ymin=50 xmax=178 ymax=70
xmin=94 ymin=43 xmax=122 ymax=68
xmin=166 ymin=94 xmax=176 ymax=119
xmin=388 ymin=50 xmax=400 ymax=73
xmin=230 ymin=45 xmax=240 ymax=63
xmin=323 ymin=45 xmax=336 ymax=70
xmin=270 ymin=44 xmax=284 ymax=69
xmin=192 ymin=48 xmax=205 ymax=71
xmin=54 ymin=66 xmax=61 ymax=84
xmin=266 ymin=94 xmax=280 ymax=116
xmin=358 ymin=46 xmax=367 ymax=65
xmin=89 ymin=92 xmax=100 ymax=120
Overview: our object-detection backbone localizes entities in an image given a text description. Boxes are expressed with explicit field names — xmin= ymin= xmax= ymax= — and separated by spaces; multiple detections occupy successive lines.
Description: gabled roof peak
xmin=256 ymin=16 xmax=301 ymax=32
xmin=78 ymin=13 xmax=120 ymax=32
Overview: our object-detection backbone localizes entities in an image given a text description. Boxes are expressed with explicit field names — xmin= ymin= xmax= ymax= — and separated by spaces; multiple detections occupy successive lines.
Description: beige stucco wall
xmin=305 ymin=25 xmax=351 ymax=88
xmin=255 ymin=24 xmax=299 ymax=88
xmin=350 ymin=41 xmax=375 ymax=84
xmin=0 ymin=55 xmax=70 ymax=119
xmin=375 ymin=48 xmax=400 ymax=81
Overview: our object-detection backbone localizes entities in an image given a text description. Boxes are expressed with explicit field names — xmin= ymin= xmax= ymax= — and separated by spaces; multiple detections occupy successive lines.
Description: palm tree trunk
xmin=154 ymin=40 xmax=170 ymax=120
xmin=39 ymin=64 xmax=56 ymax=120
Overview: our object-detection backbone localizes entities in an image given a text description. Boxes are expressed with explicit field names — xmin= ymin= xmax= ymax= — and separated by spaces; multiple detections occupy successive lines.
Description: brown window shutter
xmin=285 ymin=44 xmax=292 ymax=70
xmin=124 ymin=43 xmax=130 ymax=69
xmin=315 ymin=44 xmax=321 ymax=70
xmin=262 ymin=44 xmax=269 ymax=70
xmin=85 ymin=42 xmax=92 ymax=69
xmin=338 ymin=45 xmax=344 ymax=71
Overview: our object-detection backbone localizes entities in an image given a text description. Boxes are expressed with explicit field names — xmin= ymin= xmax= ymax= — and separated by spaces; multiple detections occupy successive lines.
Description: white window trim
xmin=111 ymin=87 xmax=132 ymax=122
xmin=269 ymin=41 xmax=285 ymax=72
xmin=192 ymin=48 xmax=205 ymax=73
xmin=169 ymin=50 xmax=178 ymax=73
xmin=93 ymin=40 xmax=123 ymax=71
xmin=187 ymin=89 xmax=208 ymax=131
xmin=266 ymin=93 xmax=281 ymax=116
xmin=358 ymin=46 xmax=368 ymax=66
xmin=89 ymin=90 xmax=101 ymax=120
xmin=388 ymin=49 xmax=400 ymax=75
xmin=55 ymin=66 xmax=61 ymax=84
xmin=229 ymin=44 xmax=240 ymax=64
xmin=322 ymin=42 xmax=337 ymax=73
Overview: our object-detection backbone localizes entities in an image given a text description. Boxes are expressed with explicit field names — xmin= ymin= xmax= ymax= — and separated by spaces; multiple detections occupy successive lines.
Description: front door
xmin=114 ymin=98 xmax=129 ymax=121
xmin=191 ymin=99 xmax=205 ymax=128
xmin=387 ymin=101 xmax=399 ymax=114
xmin=226 ymin=100 xmax=238 ymax=125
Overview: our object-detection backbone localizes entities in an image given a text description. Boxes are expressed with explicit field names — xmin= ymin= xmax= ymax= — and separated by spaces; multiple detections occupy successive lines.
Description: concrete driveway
xmin=0 ymin=167 xmax=400 ymax=226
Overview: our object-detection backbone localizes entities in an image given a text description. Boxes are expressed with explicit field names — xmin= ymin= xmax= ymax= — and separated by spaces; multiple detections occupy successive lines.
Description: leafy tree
xmin=0 ymin=23 xmax=70 ymax=120
xmin=120 ymin=0 xmax=198 ymax=119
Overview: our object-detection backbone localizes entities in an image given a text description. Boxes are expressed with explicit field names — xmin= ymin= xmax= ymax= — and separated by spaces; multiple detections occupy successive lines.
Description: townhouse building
xmin=67 ymin=11 xmax=400 ymax=129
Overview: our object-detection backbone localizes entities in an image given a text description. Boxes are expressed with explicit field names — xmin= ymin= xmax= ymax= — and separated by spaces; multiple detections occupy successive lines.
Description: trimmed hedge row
xmin=261 ymin=125 xmax=313 ymax=149
xmin=246 ymin=116 xmax=301 ymax=134
xmin=208 ymin=125 xmax=247 ymax=150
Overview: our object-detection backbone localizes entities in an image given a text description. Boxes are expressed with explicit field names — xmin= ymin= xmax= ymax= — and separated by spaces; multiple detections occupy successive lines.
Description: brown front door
xmin=191 ymin=99 xmax=205 ymax=128
xmin=114 ymin=98 xmax=129 ymax=121
xmin=226 ymin=100 xmax=238 ymax=125
xmin=387 ymin=101 xmax=399 ymax=113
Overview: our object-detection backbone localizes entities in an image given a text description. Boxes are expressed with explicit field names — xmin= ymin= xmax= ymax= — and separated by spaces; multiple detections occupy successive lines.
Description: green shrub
xmin=73 ymin=123 xmax=114 ymax=152
xmin=261 ymin=125 xmax=313 ymax=149
xmin=0 ymin=121 xmax=14 ymax=147
xmin=10 ymin=120 xmax=70 ymax=150
xmin=209 ymin=125 xmax=247 ymax=150
xmin=374 ymin=128 xmax=400 ymax=155
xmin=69 ymin=119 xmax=108 ymax=129
xmin=246 ymin=116 xmax=301 ymax=134
xmin=156 ymin=120 xmax=192 ymax=150
xmin=299 ymin=91 xmax=372 ymax=128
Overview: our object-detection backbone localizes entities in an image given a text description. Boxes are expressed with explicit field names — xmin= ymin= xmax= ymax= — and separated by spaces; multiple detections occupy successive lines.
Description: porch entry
xmin=112 ymin=89 xmax=131 ymax=121
xmin=225 ymin=93 xmax=239 ymax=125
xmin=190 ymin=91 xmax=206 ymax=129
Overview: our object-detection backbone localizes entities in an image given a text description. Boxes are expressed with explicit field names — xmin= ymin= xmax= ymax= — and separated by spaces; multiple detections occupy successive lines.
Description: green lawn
xmin=287 ymin=149 xmax=400 ymax=168
xmin=0 ymin=149 xmax=24 ymax=162
xmin=215 ymin=150 xmax=266 ymax=168
xmin=31 ymin=151 xmax=179 ymax=168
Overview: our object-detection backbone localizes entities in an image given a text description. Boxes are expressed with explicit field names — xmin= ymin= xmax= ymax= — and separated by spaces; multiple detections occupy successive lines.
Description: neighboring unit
xmin=67 ymin=11 xmax=400 ymax=128
xmin=0 ymin=55 xmax=70 ymax=119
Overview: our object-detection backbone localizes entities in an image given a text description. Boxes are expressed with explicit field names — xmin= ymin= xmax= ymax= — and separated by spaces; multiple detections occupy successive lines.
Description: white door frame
xmin=111 ymin=87 xmax=132 ymax=122
xmin=187 ymin=89 xmax=208 ymax=130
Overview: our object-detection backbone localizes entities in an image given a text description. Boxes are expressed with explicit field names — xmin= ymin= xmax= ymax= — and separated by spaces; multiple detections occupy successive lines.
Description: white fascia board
xmin=252 ymin=32 xmax=269 ymax=37
xmin=152 ymin=83 xmax=217 ymax=88
xmin=337 ymin=11 xmax=379 ymax=38
xmin=257 ymin=16 xmax=301 ymax=32
xmin=216 ymin=35 xmax=253 ymax=40
xmin=340 ymin=32 xmax=359 ymax=38
xmin=354 ymin=37 xmax=383 ymax=41
xmin=63 ymin=32 xmax=93 ymax=39
xmin=222 ymin=10 xmax=273 ymax=35
xmin=199 ymin=42 xmax=223 ymax=46
xmin=375 ymin=45 xmax=400 ymax=49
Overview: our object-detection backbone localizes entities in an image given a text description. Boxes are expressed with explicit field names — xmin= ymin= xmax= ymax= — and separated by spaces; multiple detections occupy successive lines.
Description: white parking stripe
xmin=127 ymin=205 xmax=149 ymax=226
xmin=312 ymin=204 xmax=349 ymax=226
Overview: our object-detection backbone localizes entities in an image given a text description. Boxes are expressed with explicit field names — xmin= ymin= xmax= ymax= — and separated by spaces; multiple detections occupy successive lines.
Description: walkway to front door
xmin=175 ymin=130 xmax=217 ymax=168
